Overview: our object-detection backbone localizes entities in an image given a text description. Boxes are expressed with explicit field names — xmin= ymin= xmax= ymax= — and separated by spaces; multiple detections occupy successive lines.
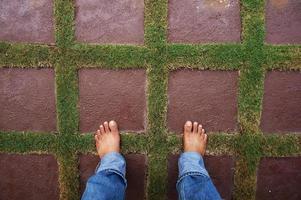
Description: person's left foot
xmin=183 ymin=121 xmax=207 ymax=156
xmin=95 ymin=120 xmax=120 ymax=158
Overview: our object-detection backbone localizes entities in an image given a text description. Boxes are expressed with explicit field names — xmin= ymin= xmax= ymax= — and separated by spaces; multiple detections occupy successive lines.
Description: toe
xmin=95 ymin=131 xmax=100 ymax=141
xmin=99 ymin=125 xmax=105 ymax=134
xmin=103 ymin=121 xmax=110 ymax=133
xmin=109 ymin=120 xmax=118 ymax=133
xmin=197 ymin=124 xmax=202 ymax=134
xmin=204 ymin=133 xmax=208 ymax=142
xmin=201 ymin=128 xmax=205 ymax=139
xmin=193 ymin=122 xmax=198 ymax=134
xmin=184 ymin=121 xmax=192 ymax=133
xmin=94 ymin=133 xmax=98 ymax=141
xmin=96 ymin=130 xmax=102 ymax=139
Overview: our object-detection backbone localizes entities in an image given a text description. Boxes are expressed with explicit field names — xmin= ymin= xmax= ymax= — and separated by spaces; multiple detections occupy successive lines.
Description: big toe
xmin=184 ymin=121 xmax=192 ymax=133
xmin=109 ymin=120 xmax=119 ymax=133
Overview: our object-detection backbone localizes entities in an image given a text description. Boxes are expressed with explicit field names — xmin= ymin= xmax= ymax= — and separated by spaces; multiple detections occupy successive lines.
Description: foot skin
xmin=95 ymin=120 xmax=120 ymax=158
xmin=183 ymin=121 xmax=208 ymax=156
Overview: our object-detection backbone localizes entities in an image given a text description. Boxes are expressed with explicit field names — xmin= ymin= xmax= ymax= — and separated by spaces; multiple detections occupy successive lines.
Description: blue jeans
xmin=82 ymin=152 xmax=221 ymax=200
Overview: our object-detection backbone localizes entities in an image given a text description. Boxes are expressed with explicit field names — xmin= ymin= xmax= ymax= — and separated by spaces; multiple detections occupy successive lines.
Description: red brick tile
xmin=0 ymin=68 xmax=56 ymax=132
xmin=168 ymin=0 xmax=241 ymax=43
xmin=79 ymin=69 xmax=146 ymax=133
xmin=79 ymin=154 xmax=147 ymax=200
xmin=265 ymin=0 xmax=301 ymax=44
xmin=0 ymin=153 xmax=59 ymax=200
xmin=168 ymin=154 xmax=235 ymax=200
xmin=260 ymin=71 xmax=301 ymax=133
xmin=75 ymin=0 xmax=144 ymax=44
xmin=0 ymin=0 xmax=54 ymax=44
xmin=256 ymin=157 xmax=301 ymax=200
xmin=167 ymin=69 xmax=238 ymax=133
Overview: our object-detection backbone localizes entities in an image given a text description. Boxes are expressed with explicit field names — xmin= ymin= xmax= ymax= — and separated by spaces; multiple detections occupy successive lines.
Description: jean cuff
xmin=178 ymin=152 xmax=209 ymax=178
xmin=95 ymin=152 xmax=126 ymax=183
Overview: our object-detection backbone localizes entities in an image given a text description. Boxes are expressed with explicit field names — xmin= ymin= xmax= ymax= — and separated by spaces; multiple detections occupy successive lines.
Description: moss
xmin=69 ymin=45 xmax=150 ymax=68
xmin=264 ymin=45 xmax=301 ymax=70
xmin=55 ymin=61 xmax=79 ymax=135
xmin=233 ymin=157 xmax=258 ymax=200
xmin=0 ymin=42 xmax=52 ymax=67
xmin=57 ymin=153 xmax=80 ymax=200
xmin=167 ymin=44 xmax=244 ymax=70
xmin=262 ymin=134 xmax=301 ymax=157
xmin=147 ymin=153 xmax=168 ymax=200
xmin=0 ymin=131 xmax=57 ymax=153
xmin=54 ymin=0 xmax=75 ymax=48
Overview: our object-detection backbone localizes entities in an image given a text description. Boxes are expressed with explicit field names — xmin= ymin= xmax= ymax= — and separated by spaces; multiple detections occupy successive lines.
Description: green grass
xmin=0 ymin=0 xmax=301 ymax=199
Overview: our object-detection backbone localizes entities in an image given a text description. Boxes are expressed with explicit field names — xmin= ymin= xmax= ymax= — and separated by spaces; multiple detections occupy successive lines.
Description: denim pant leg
xmin=176 ymin=152 xmax=222 ymax=200
xmin=82 ymin=152 xmax=127 ymax=200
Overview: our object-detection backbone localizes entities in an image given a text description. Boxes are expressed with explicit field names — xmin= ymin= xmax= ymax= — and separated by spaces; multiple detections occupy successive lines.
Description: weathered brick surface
xmin=0 ymin=68 xmax=56 ymax=132
xmin=265 ymin=0 xmax=301 ymax=44
xmin=79 ymin=69 xmax=146 ymax=133
xmin=260 ymin=71 xmax=301 ymax=133
xmin=79 ymin=154 xmax=147 ymax=200
xmin=167 ymin=69 xmax=238 ymax=133
xmin=167 ymin=154 xmax=235 ymax=200
xmin=168 ymin=0 xmax=241 ymax=43
xmin=0 ymin=153 xmax=59 ymax=200
xmin=75 ymin=0 xmax=144 ymax=44
xmin=0 ymin=0 xmax=54 ymax=44
xmin=256 ymin=157 xmax=301 ymax=200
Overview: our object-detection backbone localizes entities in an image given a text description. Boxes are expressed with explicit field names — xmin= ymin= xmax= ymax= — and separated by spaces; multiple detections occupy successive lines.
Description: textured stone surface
xmin=260 ymin=71 xmax=301 ymax=133
xmin=75 ymin=0 xmax=144 ymax=44
xmin=79 ymin=69 xmax=146 ymax=133
xmin=167 ymin=69 xmax=238 ymax=133
xmin=256 ymin=157 xmax=301 ymax=200
xmin=265 ymin=0 xmax=301 ymax=44
xmin=0 ymin=153 xmax=59 ymax=200
xmin=168 ymin=0 xmax=241 ymax=43
xmin=168 ymin=154 xmax=235 ymax=200
xmin=0 ymin=68 xmax=56 ymax=132
xmin=0 ymin=0 xmax=54 ymax=44
xmin=79 ymin=154 xmax=146 ymax=200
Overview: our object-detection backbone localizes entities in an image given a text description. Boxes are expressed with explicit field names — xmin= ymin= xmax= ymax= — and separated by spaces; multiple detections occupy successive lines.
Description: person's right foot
xmin=183 ymin=121 xmax=208 ymax=156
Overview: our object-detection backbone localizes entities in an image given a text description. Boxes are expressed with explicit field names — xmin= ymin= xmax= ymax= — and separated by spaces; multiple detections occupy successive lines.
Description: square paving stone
xmin=75 ymin=0 xmax=144 ymax=44
xmin=167 ymin=154 xmax=235 ymax=200
xmin=256 ymin=157 xmax=301 ymax=200
xmin=260 ymin=71 xmax=301 ymax=133
xmin=168 ymin=0 xmax=241 ymax=43
xmin=167 ymin=69 xmax=238 ymax=133
xmin=79 ymin=69 xmax=146 ymax=133
xmin=0 ymin=153 xmax=59 ymax=200
xmin=0 ymin=68 xmax=56 ymax=132
xmin=79 ymin=154 xmax=147 ymax=200
xmin=0 ymin=0 xmax=54 ymax=44
xmin=265 ymin=0 xmax=301 ymax=44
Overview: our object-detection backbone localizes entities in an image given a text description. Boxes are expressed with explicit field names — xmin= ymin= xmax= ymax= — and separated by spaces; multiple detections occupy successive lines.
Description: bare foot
xmin=183 ymin=121 xmax=208 ymax=156
xmin=95 ymin=120 xmax=120 ymax=158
